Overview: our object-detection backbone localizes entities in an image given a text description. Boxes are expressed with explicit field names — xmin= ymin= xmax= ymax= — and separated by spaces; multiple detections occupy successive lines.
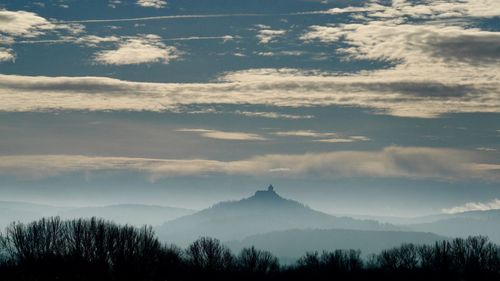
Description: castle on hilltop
xmin=253 ymin=184 xmax=279 ymax=199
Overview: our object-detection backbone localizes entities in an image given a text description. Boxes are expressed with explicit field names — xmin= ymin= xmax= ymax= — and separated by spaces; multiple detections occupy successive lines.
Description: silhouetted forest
xmin=1 ymin=217 xmax=499 ymax=280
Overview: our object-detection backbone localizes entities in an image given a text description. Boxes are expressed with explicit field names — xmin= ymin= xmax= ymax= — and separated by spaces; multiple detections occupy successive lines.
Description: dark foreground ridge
xmin=1 ymin=217 xmax=500 ymax=281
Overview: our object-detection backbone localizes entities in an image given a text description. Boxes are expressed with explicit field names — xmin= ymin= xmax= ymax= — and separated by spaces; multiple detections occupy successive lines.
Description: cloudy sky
xmin=0 ymin=0 xmax=499 ymax=217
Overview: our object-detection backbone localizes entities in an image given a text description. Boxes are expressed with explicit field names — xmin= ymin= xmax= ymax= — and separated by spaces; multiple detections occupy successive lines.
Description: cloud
xmin=476 ymin=147 xmax=497 ymax=152
xmin=176 ymin=128 xmax=267 ymax=141
xmin=94 ymin=34 xmax=180 ymax=65
xmin=273 ymin=130 xmax=337 ymax=138
xmin=0 ymin=147 xmax=498 ymax=182
xmin=443 ymin=199 xmax=500 ymax=214
xmin=314 ymin=136 xmax=370 ymax=143
xmin=0 ymin=9 xmax=83 ymax=38
xmin=425 ymin=33 xmax=500 ymax=64
xmin=0 ymin=9 xmax=84 ymax=61
xmin=0 ymin=48 xmax=14 ymax=62
xmin=233 ymin=111 xmax=314 ymax=120
xmin=313 ymin=138 xmax=356 ymax=143
xmin=255 ymin=25 xmax=286 ymax=44
xmin=172 ymin=107 xmax=314 ymax=119
xmin=298 ymin=2 xmax=500 ymax=117
xmin=313 ymin=0 xmax=500 ymax=20
xmin=61 ymin=13 xmax=269 ymax=24
xmin=136 ymin=0 xmax=166 ymax=8
xmin=257 ymin=51 xmax=304 ymax=56
xmin=108 ymin=0 xmax=122 ymax=9
xmin=0 ymin=10 xmax=55 ymax=37
xmin=16 ymin=35 xmax=234 ymax=46
xmin=77 ymin=35 xmax=121 ymax=47
xmin=1 ymin=67 xmax=499 ymax=118
xmin=273 ymin=130 xmax=370 ymax=143
xmin=300 ymin=1 xmax=500 ymax=69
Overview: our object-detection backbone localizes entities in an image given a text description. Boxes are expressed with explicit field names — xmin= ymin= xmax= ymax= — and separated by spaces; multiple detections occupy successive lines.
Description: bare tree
xmin=186 ymin=237 xmax=235 ymax=272
xmin=238 ymin=246 xmax=279 ymax=274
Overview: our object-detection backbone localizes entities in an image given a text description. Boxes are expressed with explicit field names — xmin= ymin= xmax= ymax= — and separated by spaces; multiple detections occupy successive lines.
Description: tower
xmin=267 ymin=185 xmax=274 ymax=192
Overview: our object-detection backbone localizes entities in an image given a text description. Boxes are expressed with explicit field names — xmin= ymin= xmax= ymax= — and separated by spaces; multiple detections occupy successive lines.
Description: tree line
xmin=0 ymin=217 xmax=499 ymax=280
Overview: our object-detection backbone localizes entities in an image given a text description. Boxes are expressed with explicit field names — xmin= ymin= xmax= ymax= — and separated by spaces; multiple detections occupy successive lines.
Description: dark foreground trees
xmin=1 ymin=217 xmax=500 ymax=281
xmin=0 ymin=217 xmax=183 ymax=281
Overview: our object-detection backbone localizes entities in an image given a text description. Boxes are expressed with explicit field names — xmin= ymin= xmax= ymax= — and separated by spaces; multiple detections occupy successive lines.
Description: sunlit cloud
xmin=94 ymin=34 xmax=180 ymax=65
xmin=257 ymin=51 xmax=304 ymax=57
xmin=1 ymin=68 xmax=499 ymax=118
xmin=233 ymin=111 xmax=314 ymax=120
xmin=137 ymin=0 xmax=167 ymax=9
xmin=314 ymin=136 xmax=370 ymax=143
xmin=273 ymin=130 xmax=337 ymax=138
xmin=0 ymin=47 xmax=14 ymax=62
xmin=443 ymin=198 xmax=500 ymax=214
xmin=176 ymin=128 xmax=268 ymax=141
xmin=476 ymin=147 xmax=497 ymax=152
xmin=309 ymin=0 xmax=500 ymax=19
xmin=298 ymin=1 xmax=500 ymax=118
xmin=0 ymin=9 xmax=83 ymax=38
xmin=0 ymin=147 xmax=498 ymax=182
xmin=0 ymin=10 xmax=55 ymax=37
xmin=273 ymin=130 xmax=370 ymax=143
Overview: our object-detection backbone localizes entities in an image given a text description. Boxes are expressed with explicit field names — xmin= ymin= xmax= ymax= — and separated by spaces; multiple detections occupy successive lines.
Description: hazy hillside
xmin=409 ymin=209 xmax=500 ymax=244
xmin=58 ymin=204 xmax=195 ymax=226
xmin=0 ymin=201 xmax=68 ymax=229
xmin=227 ymin=228 xmax=447 ymax=261
xmin=156 ymin=186 xmax=401 ymax=246
xmin=0 ymin=201 xmax=194 ymax=229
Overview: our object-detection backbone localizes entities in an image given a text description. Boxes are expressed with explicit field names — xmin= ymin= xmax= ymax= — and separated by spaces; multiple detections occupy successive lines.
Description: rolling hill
xmin=226 ymin=228 xmax=447 ymax=261
xmin=0 ymin=201 xmax=194 ymax=229
xmin=155 ymin=185 xmax=402 ymax=246
xmin=409 ymin=209 xmax=500 ymax=244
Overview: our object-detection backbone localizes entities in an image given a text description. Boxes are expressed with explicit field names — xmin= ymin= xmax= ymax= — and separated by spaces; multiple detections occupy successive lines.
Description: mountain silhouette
xmin=156 ymin=185 xmax=401 ymax=245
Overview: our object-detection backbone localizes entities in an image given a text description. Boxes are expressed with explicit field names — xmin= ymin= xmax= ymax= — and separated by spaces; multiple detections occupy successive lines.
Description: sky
xmin=0 ymin=0 xmax=499 ymax=217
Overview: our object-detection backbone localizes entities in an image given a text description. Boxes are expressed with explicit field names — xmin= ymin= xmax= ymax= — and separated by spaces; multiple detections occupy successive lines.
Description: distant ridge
xmin=409 ymin=209 xmax=500 ymax=244
xmin=227 ymin=228 xmax=447 ymax=261
xmin=0 ymin=201 xmax=195 ymax=229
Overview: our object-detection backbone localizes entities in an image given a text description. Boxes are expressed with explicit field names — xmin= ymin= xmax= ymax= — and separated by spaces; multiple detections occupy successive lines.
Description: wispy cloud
xmin=443 ymin=199 xmax=500 ymax=214
xmin=176 ymin=128 xmax=267 ymax=141
xmin=314 ymin=136 xmax=370 ymax=143
xmin=273 ymin=130 xmax=370 ymax=143
xmin=61 ymin=13 xmax=272 ymax=24
xmin=255 ymin=24 xmax=286 ymax=44
xmin=1 ymin=147 xmax=498 ymax=182
xmin=257 ymin=51 xmax=304 ymax=57
xmin=476 ymin=147 xmax=497 ymax=152
xmin=273 ymin=130 xmax=337 ymax=138
xmin=234 ymin=111 xmax=314 ymax=120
